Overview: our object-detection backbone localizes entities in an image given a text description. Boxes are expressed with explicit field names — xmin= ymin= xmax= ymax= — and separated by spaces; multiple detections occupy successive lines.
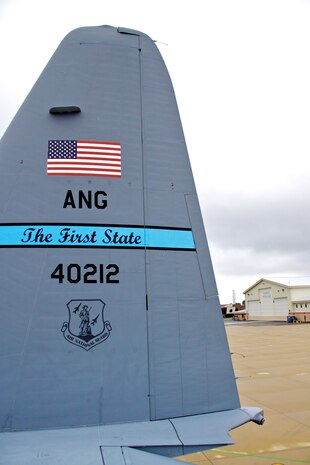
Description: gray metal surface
xmin=0 ymin=24 xmax=263 ymax=463
xmin=0 ymin=408 xmax=264 ymax=464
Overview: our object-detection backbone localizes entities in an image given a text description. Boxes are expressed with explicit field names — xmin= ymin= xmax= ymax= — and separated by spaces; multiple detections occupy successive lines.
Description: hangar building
xmin=244 ymin=278 xmax=310 ymax=321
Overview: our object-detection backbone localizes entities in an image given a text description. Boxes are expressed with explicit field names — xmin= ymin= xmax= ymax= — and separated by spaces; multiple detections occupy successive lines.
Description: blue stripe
xmin=0 ymin=225 xmax=195 ymax=250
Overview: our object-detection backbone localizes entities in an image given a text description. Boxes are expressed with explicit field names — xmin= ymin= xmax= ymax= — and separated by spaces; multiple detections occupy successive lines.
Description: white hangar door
xmin=259 ymin=288 xmax=274 ymax=316
xmin=274 ymin=298 xmax=289 ymax=316
xmin=247 ymin=300 xmax=261 ymax=316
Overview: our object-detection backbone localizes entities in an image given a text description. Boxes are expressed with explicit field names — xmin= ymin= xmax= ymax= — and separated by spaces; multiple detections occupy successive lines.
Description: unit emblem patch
xmin=61 ymin=299 xmax=111 ymax=350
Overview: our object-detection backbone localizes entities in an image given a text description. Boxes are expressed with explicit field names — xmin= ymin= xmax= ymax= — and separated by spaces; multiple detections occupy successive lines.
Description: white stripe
xmin=48 ymin=165 xmax=121 ymax=171
xmin=48 ymin=159 xmax=121 ymax=166
xmin=77 ymin=142 xmax=121 ymax=149
xmin=48 ymin=154 xmax=120 ymax=160
xmin=77 ymin=149 xmax=121 ymax=155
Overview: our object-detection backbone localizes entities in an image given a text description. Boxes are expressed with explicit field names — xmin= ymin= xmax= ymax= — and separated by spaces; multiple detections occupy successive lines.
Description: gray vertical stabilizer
xmin=0 ymin=25 xmax=240 ymax=433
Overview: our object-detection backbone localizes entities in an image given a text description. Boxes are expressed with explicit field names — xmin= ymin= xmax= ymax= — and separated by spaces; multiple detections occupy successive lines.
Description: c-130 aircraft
xmin=0 ymin=25 xmax=264 ymax=465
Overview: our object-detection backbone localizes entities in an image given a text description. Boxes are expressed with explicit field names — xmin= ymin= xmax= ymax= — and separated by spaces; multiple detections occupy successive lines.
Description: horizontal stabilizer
xmin=0 ymin=408 xmax=264 ymax=464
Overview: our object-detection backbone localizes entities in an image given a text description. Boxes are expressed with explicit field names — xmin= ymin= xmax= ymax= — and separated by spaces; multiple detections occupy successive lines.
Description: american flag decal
xmin=47 ymin=140 xmax=121 ymax=177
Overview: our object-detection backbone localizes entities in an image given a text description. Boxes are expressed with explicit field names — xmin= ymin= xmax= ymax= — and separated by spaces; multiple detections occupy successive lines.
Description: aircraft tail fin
xmin=0 ymin=25 xmax=241 ymax=432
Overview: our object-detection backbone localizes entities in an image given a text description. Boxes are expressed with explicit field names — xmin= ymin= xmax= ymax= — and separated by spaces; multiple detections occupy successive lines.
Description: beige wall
xmin=290 ymin=286 xmax=310 ymax=301
xmin=245 ymin=280 xmax=290 ymax=301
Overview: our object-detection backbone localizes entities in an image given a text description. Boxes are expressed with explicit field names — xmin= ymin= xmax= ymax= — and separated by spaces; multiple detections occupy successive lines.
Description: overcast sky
xmin=1 ymin=0 xmax=310 ymax=303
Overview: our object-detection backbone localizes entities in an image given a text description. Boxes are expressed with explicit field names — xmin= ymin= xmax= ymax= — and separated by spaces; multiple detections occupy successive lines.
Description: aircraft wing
xmin=0 ymin=408 xmax=264 ymax=464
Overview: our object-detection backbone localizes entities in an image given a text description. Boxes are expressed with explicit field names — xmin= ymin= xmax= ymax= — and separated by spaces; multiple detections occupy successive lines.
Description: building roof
xmin=244 ymin=278 xmax=288 ymax=294
xmin=243 ymin=277 xmax=310 ymax=294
